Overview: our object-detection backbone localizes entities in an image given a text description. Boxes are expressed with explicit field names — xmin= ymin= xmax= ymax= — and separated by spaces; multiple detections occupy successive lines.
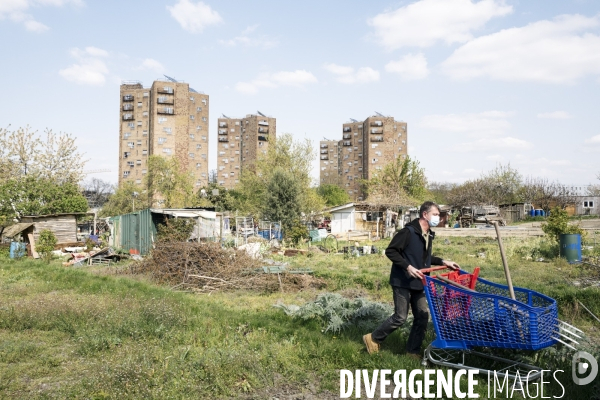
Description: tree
xmin=362 ymin=156 xmax=427 ymax=206
xmin=427 ymin=182 xmax=457 ymax=205
xmin=145 ymin=156 xmax=194 ymax=208
xmin=0 ymin=125 xmax=86 ymax=184
xmin=518 ymin=177 xmax=576 ymax=212
xmin=98 ymin=182 xmax=150 ymax=217
xmin=235 ymin=133 xmax=325 ymax=218
xmin=195 ymin=182 xmax=237 ymax=211
xmin=262 ymin=168 xmax=301 ymax=232
xmin=317 ymin=184 xmax=350 ymax=207
xmin=0 ymin=176 xmax=88 ymax=222
xmin=81 ymin=178 xmax=114 ymax=209
xmin=447 ymin=164 xmax=522 ymax=208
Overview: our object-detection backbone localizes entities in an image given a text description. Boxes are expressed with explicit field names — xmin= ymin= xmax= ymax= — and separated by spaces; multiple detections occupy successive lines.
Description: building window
xmin=163 ymin=148 xmax=172 ymax=154
xmin=197 ymin=107 xmax=202 ymax=112
xmin=584 ymin=201 xmax=594 ymax=207
xmin=124 ymin=132 xmax=131 ymax=139
xmin=128 ymin=122 xmax=135 ymax=128
xmin=138 ymin=102 xmax=142 ymax=107
xmin=202 ymin=99 xmax=207 ymax=105
xmin=201 ymin=136 xmax=206 ymax=141
xmin=202 ymin=117 xmax=207 ymax=122
xmin=143 ymin=92 xmax=149 ymax=97
xmin=201 ymin=154 xmax=207 ymax=159
xmin=196 ymin=163 xmax=201 ymax=168
xmin=142 ymin=150 xmax=148 ymax=155
xmin=127 ymin=141 xmax=135 ymax=148
xmin=190 ymin=96 xmax=194 ymax=101
xmin=143 ymin=130 xmax=148 ymax=136
xmin=127 ymin=161 xmax=134 ymax=167
xmin=196 ymin=144 xmax=201 ymax=149
xmin=366 ymin=212 xmax=383 ymax=221
xmin=197 ymin=125 xmax=202 ymax=130
xmin=189 ymin=134 xmax=195 ymax=139
xmin=158 ymin=117 xmax=167 ymax=123
xmin=158 ymin=137 xmax=167 ymax=144
xmin=190 ymin=115 xmax=195 ymax=120
xmin=142 ymin=169 xmax=147 ymax=174
xmin=163 ymin=127 xmax=171 ymax=134
xmin=137 ymin=140 xmax=142 ymax=146
xmin=123 ymin=171 xmax=130 ymax=177
xmin=137 ymin=121 xmax=142 ymax=126
xmin=189 ymin=153 xmax=195 ymax=158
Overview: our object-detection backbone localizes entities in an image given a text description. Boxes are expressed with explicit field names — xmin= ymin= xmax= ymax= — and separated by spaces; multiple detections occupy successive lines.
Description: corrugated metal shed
xmin=109 ymin=209 xmax=156 ymax=255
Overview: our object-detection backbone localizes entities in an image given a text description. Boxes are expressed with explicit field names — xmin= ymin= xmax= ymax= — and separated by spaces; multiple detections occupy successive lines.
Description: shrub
xmin=286 ymin=219 xmax=308 ymax=245
xmin=542 ymin=206 xmax=587 ymax=243
xmin=36 ymin=229 xmax=57 ymax=263
xmin=156 ymin=218 xmax=195 ymax=242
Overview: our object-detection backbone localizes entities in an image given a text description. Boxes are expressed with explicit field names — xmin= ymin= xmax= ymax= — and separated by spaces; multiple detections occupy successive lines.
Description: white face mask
xmin=427 ymin=215 xmax=440 ymax=227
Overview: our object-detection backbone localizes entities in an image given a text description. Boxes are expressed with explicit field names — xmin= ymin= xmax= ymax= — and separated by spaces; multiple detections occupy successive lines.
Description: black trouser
xmin=371 ymin=286 xmax=429 ymax=354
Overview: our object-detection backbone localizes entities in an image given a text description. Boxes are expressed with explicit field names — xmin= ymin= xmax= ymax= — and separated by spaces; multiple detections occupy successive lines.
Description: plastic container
xmin=9 ymin=242 xmax=26 ymax=259
xmin=559 ymin=234 xmax=581 ymax=264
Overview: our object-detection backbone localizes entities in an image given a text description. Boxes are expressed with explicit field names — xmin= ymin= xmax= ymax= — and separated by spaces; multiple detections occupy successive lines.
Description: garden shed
xmin=3 ymin=213 xmax=90 ymax=245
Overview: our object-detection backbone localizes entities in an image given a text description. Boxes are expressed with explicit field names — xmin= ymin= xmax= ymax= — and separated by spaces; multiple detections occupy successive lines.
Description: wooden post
xmin=492 ymin=221 xmax=516 ymax=300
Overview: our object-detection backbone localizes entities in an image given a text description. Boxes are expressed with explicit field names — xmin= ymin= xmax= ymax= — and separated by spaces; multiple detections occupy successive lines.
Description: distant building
xmin=320 ymin=114 xmax=408 ymax=201
xmin=216 ymin=113 xmax=276 ymax=189
xmin=118 ymin=78 xmax=209 ymax=188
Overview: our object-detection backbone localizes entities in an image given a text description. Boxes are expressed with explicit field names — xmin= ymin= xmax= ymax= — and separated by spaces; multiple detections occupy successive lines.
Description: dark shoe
xmin=363 ymin=333 xmax=380 ymax=354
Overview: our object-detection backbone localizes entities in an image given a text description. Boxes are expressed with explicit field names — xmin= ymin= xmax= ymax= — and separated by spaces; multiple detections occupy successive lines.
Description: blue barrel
xmin=9 ymin=242 xmax=26 ymax=259
xmin=540 ymin=210 xmax=546 ymax=217
xmin=559 ymin=234 xmax=581 ymax=264
xmin=529 ymin=209 xmax=535 ymax=217
xmin=535 ymin=210 xmax=541 ymax=216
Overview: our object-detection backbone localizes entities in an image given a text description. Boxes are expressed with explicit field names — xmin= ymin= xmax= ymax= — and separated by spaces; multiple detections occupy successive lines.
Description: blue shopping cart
xmin=419 ymin=266 xmax=582 ymax=381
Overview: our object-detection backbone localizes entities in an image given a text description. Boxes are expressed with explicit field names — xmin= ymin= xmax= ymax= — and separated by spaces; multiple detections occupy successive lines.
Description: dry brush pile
xmin=129 ymin=241 xmax=324 ymax=293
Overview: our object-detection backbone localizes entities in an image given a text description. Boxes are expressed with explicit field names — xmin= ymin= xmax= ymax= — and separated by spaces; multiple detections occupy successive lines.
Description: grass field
xmin=1 ymin=236 xmax=599 ymax=399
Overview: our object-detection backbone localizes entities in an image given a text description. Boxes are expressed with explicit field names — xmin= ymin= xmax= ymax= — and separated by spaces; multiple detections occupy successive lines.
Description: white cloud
xmin=452 ymin=136 xmax=533 ymax=152
xmin=0 ymin=0 xmax=81 ymax=32
xmin=385 ymin=53 xmax=429 ymax=80
xmin=537 ymin=111 xmax=571 ymax=119
xmin=442 ymin=14 xmax=600 ymax=83
xmin=136 ymin=58 xmax=165 ymax=73
xmin=59 ymin=46 xmax=109 ymax=86
xmin=219 ymin=25 xmax=278 ymax=49
xmin=167 ymin=0 xmax=222 ymax=33
xmin=585 ymin=134 xmax=600 ymax=144
xmin=235 ymin=70 xmax=317 ymax=94
xmin=323 ymin=64 xmax=379 ymax=84
xmin=419 ymin=111 xmax=514 ymax=136
xmin=368 ymin=0 xmax=512 ymax=49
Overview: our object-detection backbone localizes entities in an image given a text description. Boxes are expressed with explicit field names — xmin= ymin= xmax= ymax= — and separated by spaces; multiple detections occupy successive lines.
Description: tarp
xmin=2 ymin=223 xmax=33 ymax=238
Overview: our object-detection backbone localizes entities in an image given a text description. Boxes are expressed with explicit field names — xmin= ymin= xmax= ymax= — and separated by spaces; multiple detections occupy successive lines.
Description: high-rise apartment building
xmin=319 ymin=139 xmax=340 ymax=185
xmin=119 ymin=78 xmax=209 ymax=188
xmin=216 ymin=113 xmax=276 ymax=189
xmin=320 ymin=114 xmax=407 ymax=201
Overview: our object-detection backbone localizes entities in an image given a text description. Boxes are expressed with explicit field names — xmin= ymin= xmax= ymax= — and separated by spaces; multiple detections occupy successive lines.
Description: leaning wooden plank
xmin=28 ymin=233 xmax=39 ymax=259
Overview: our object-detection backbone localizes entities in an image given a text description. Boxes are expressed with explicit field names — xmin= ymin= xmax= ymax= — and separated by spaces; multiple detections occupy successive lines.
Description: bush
xmin=156 ymin=218 xmax=195 ymax=242
xmin=286 ymin=219 xmax=308 ymax=245
xmin=36 ymin=229 xmax=57 ymax=263
xmin=542 ymin=206 xmax=587 ymax=243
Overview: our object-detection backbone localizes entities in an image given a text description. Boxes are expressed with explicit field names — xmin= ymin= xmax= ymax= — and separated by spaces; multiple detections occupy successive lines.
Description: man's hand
xmin=407 ymin=265 xmax=424 ymax=279
xmin=443 ymin=259 xmax=460 ymax=270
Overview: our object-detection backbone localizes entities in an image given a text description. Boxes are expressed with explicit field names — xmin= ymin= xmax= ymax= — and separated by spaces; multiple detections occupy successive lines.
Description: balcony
xmin=219 ymin=122 xmax=228 ymax=128
xmin=258 ymin=120 xmax=269 ymax=126
xmin=218 ymin=129 xmax=228 ymax=135
xmin=370 ymin=136 xmax=384 ymax=142
xmin=343 ymin=127 xmax=351 ymax=132
xmin=218 ymin=137 xmax=229 ymax=142
xmin=157 ymin=97 xmax=174 ymax=105
xmin=370 ymin=128 xmax=383 ymax=134
xmin=320 ymin=143 xmax=328 ymax=148
xmin=258 ymin=135 xmax=268 ymax=141
xmin=157 ymin=107 xmax=174 ymax=115
xmin=343 ymin=134 xmax=351 ymax=139
xmin=123 ymin=95 xmax=134 ymax=101
xmin=370 ymin=121 xmax=383 ymax=127
xmin=320 ymin=150 xmax=328 ymax=154
xmin=123 ymin=104 xmax=134 ymax=111
xmin=320 ymin=155 xmax=329 ymax=160
xmin=342 ymin=140 xmax=351 ymax=146
xmin=258 ymin=127 xmax=269 ymax=133
xmin=122 ymin=114 xmax=134 ymax=121
xmin=157 ymin=87 xmax=174 ymax=94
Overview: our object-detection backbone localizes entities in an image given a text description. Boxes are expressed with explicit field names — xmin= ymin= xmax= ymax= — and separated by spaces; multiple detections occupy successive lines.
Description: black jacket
xmin=385 ymin=218 xmax=444 ymax=290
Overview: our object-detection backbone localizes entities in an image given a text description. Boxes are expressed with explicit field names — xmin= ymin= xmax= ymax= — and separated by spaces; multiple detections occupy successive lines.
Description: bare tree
xmin=82 ymin=178 xmax=114 ymax=209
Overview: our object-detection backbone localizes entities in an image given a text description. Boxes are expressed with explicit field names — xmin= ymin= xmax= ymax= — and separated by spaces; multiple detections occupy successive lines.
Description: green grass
xmin=1 ymin=236 xmax=599 ymax=399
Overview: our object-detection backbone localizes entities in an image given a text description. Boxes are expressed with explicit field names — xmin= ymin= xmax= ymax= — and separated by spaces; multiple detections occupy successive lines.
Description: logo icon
xmin=572 ymin=351 xmax=598 ymax=385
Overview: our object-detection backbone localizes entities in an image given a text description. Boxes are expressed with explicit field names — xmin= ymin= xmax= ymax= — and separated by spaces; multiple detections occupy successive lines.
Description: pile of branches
xmin=129 ymin=241 xmax=324 ymax=293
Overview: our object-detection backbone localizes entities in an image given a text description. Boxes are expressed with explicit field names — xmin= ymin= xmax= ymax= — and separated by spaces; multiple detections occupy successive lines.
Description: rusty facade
xmin=118 ymin=79 xmax=209 ymax=188
xmin=320 ymin=115 xmax=408 ymax=201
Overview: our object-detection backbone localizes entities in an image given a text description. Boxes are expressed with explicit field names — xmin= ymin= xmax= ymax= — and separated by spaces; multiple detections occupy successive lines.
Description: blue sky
xmin=1 ymin=0 xmax=599 ymax=187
